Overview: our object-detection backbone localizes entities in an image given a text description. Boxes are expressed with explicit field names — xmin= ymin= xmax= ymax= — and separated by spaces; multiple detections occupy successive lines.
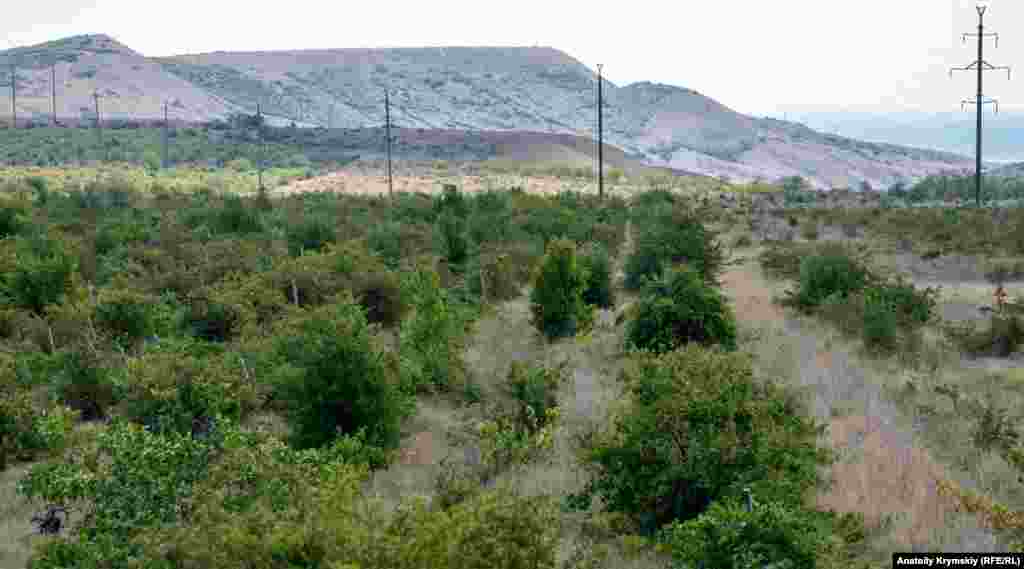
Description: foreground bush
xmin=125 ymin=427 xmax=561 ymax=569
xmin=272 ymin=294 xmax=413 ymax=451
xmin=529 ymin=238 xmax=591 ymax=340
xmin=626 ymin=265 xmax=737 ymax=354
xmin=17 ymin=419 xmax=219 ymax=568
xmin=567 ymin=345 xmax=832 ymax=537
xmin=657 ymin=496 xmax=866 ymax=569
xmin=1 ymin=356 xmax=77 ymax=471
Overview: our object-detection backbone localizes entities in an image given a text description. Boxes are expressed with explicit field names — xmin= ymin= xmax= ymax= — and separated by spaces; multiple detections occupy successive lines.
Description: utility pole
xmin=385 ymin=89 xmax=393 ymax=199
xmin=93 ymin=91 xmax=104 ymax=161
xmin=951 ymin=0 xmax=1011 ymax=208
xmin=257 ymin=103 xmax=265 ymax=192
xmin=162 ymin=101 xmax=169 ymax=168
xmin=10 ymin=64 xmax=16 ymax=129
xmin=51 ymin=62 xmax=57 ymax=126
xmin=597 ymin=63 xmax=604 ymax=200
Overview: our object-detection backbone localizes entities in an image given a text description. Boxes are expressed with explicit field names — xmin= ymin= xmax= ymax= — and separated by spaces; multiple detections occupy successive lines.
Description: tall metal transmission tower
xmin=950 ymin=0 xmax=1011 ymax=207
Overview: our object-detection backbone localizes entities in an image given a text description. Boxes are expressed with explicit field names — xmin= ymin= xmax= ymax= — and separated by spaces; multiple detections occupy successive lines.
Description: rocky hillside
xmin=1 ymin=34 xmax=975 ymax=189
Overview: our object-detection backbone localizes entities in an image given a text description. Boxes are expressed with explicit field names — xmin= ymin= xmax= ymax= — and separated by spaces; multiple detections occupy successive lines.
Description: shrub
xmin=213 ymin=195 xmax=263 ymax=234
xmin=566 ymin=345 xmax=832 ymax=537
xmin=184 ymin=295 xmax=240 ymax=343
xmin=354 ymin=270 xmax=406 ymax=327
xmin=529 ymin=238 xmax=591 ymax=340
xmin=470 ymin=249 xmax=520 ymax=302
xmin=656 ymin=497 xmax=862 ymax=569
xmin=625 ymin=206 xmax=725 ymax=289
xmin=368 ymin=220 xmax=403 ymax=269
xmin=94 ymin=287 xmax=156 ymax=348
xmin=626 ymin=265 xmax=737 ymax=354
xmin=400 ymin=268 xmax=466 ymax=393
xmin=436 ymin=209 xmax=470 ymax=266
xmin=128 ymin=428 xmax=560 ymax=569
xmin=504 ymin=361 xmax=569 ymax=435
xmin=580 ymin=243 xmax=615 ymax=309
xmin=17 ymin=418 xmax=219 ymax=567
xmin=1 ymin=234 xmax=77 ymax=315
xmin=0 ymin=203 xmax=25 ymax=238
xmin=1 ymin=358 xmax=77 ymax=470
xmin=785 ymin=245 xmax=871 ymax=311
xmin=53 ymin=348 xmax=115 ymax=422
xmin=120 ymin=345 xmax=256 ymax=436
xmin=286 ymin=213 xmax=336 ymax=256
xmin=273 ymin=295 xmax=413 ymax=450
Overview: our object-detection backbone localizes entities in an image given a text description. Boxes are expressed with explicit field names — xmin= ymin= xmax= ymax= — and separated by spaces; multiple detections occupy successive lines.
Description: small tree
xmin=626 ymin=264 xmax=737 ymax=353
xmin=274 ymin=294 xmax=413 ymax=451
xmin=529 ymin=238 xmax=591 ymax=340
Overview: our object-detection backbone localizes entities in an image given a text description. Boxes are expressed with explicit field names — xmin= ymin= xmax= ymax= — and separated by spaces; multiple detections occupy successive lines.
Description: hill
xmin=0 ymin=34 xmax=975 ymax=189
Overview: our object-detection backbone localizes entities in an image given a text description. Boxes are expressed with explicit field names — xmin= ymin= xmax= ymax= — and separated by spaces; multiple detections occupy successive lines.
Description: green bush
xmin=125 ymin=428 xmax=559 ymax=569
xmin=286 ymin=213 xmax=336 ymax=256
xmin=626 ymin=265 xmax=737 ymax=354
xmin=94 ymin=287 xmax=156 ymax=348
xmin=17 ymin=418 xmax=219 ymax=568
xmin=504 ymin=361 xmax=568 ymax=435
xmin=368 ymin=220 xmax=404 ymax=269
xmin=580 ymin=243 xmax=615 ymax=309
xmin=656 ymin=496 xmax=863 ymax=569
xmin=53 ymin=348 xmax=116 ymax=422
xmin=184 ymin=295 xmax=240 ymax=343
xmin=355 ymin=270 xmax=406 ymax=327
xmin=785 ymin=245 xmax=871 ymax=311
xmin=1 ymin=357 xmax=77 ymax=470
xmin=566 ymin=345 xmax=832 ymax=538
xmin=120 ymin=345 xmax=255 ymax=436
xmin=273 ymin=295 xmax=414 ymax=450
xmin=625 ymin=205 xmax=725 ymax=290
xmin=437 ymin=209 xmax=470 ymax=266
xmin=529 ymin=238 xmax=591 ymax=340
xmin=400 ymin=268 xmax=466 ymax=394
xmin=212 ymin=195 xmax=263 ymax=234
xmin=1 ymin=234 xmax=77 ymax=315
xmin=0 ymin=203 xmax=25 ymax=238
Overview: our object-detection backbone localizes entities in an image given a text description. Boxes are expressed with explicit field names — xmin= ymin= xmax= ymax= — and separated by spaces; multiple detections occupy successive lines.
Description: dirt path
xmin=722 ymin=249 xmax=998 ymax=552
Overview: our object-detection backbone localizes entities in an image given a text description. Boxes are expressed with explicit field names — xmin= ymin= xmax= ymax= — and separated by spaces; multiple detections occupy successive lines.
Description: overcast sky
xmin=4 ymin=0 xmax=1022 ymax=118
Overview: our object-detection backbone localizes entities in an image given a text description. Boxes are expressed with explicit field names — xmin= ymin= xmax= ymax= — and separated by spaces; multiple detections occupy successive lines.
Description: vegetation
xmin=626 ymin=265 xmax=737 ymax=354
xmin=566 ymin=345 xmax=865 ymax=564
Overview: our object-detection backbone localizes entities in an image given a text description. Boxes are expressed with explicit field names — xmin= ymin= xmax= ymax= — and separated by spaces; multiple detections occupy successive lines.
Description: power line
xmin=950 ymin=1 xmax=1011 ymax=208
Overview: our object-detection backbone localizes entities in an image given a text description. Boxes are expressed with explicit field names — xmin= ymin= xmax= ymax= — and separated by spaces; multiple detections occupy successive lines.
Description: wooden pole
xmin=93 ymin=91 xmax=103 ymax=161
xmin=10 ymin=64 xmax=16 ymax=129
xmin=162 ymin=101 xmax=169 ymax=168
xmin=51 ymin=63 xmax=57 ymax=125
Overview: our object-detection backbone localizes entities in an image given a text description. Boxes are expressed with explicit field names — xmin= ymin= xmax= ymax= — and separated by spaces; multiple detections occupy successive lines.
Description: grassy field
xmin=2 ymin=163 xmax=1024 ymax=568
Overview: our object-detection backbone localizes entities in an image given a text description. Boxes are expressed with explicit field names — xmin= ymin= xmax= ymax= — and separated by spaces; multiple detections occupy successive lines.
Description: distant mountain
xmin=779 ymin=110 xmax=1024 ymax=165
xmin=0 ymin=34 xmax=976 ymax=189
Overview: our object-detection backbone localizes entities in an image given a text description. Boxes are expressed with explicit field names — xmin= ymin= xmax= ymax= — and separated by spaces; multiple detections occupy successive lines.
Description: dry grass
xmin=722 ymin=251 xmax=1003 ymax=556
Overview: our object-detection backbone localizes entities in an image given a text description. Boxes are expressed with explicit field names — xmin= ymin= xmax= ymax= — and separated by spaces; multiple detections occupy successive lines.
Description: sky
xmin=4 ymin=0 xmax=1023 ymax=119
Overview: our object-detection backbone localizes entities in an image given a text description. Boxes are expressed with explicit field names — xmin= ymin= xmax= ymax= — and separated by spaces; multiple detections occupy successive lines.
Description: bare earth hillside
xmin=1 ymin=34 xmax=975 ymax=189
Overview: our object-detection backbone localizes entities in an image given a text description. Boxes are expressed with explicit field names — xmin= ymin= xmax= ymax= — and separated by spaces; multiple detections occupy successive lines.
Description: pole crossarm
xmin=961 ymin=97 xmax=999 ymax=113
xmin=962 ymin=32 xmax=999 ymax=45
